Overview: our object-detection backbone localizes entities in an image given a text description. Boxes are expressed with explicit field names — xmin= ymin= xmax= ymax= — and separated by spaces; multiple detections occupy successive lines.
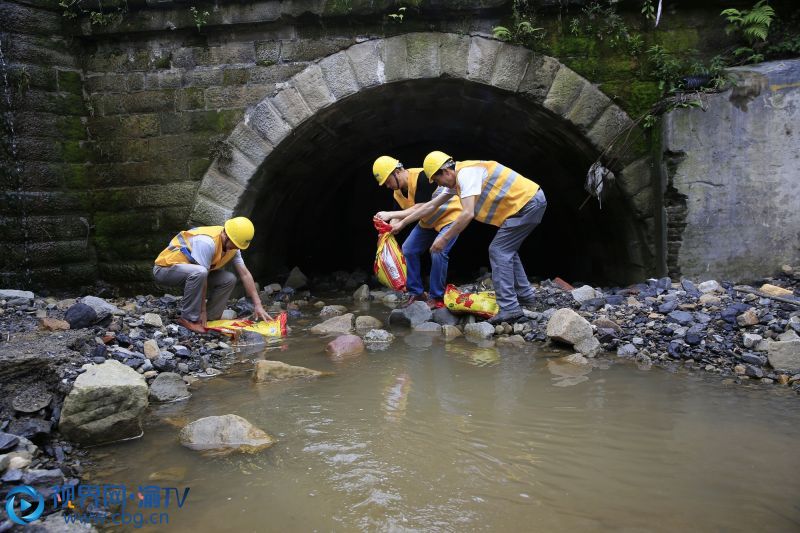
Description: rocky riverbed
xmin=0 ymin=266 xmax=798 ymax=529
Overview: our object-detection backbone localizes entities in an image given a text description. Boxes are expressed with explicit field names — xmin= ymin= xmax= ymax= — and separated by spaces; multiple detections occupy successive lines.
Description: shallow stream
xmin=85 ymin=301 xmax=800 ymax=532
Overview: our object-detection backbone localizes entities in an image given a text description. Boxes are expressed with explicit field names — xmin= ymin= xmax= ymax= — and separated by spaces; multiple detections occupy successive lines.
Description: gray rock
xmin=221 ymin=309 xmax=237 ymax=320
xmin=574 ymin=336 xmax=601 ymax=357
xmin=442 ymin=325 xmax=462 ymax=340
xmin=617 ymin=343 xmax=638 ymax=357
xmin=667 ymin=310 xmax=694 ymax=326
xmin=767 ymin=339 xmax=800 ymax=373
xmin=353 ymin=284 xmax=370 ymax=301
xmin=179 ymin=414 xmax=275 ymax=454
xmin=325 ymin=335 xmax=364 ymax=358
xmin=22 ymin=468 xmax=64 ymax=487
xmin=319 ymin=305 xmax=348 ymax=318
xmin=285 ymin=266 xmax=308 ymax=289
xmin=464 ymin=322 xmax=495 ymax=340
xmin=0 ymin=433 xmax=20 ymax=452
xmin=142 ymin=313 xmax=163 ymax=327
xmin=496 ymin=335 xmax=527 ymax=347
xmin=310 ymin=313 xmax=354 ymax=335
xmin=64 ymin=303 xmax=97 ymax=329
xmin=571 ymin=285 xmax=600 ymax=303
xmin=12 ymin=386 xmax=52 ymax=413
xmin=80 ymin=296 xmax=123 ymax=321
xmin=253 ymin=360 xmax=326 ymax=381
xmin=0 ymin=289 xmax=34 ymax=299
xmin=355 ymin=315 xmax=383 ymax=330
xmin=149 ymin=372 xmax=191 ymax=403
xmin=7 ymin=418 xmax=52 ymax=440
xmin=698 ymin=280 xmax=723 ymax=293
xmin=59 ymin=360 xmax=149 ymax=445
xmin=546 ymin=308 xmax=593 ymax=345
xmin=413 ymin=321 xmax=442 ymax=332
xmin=741 ymin=353 xmax=767 ymax=366
xmin=363 ymin=329 xmax=394 ymax=343
xmin=143 ymin=339 xmax=160 ymax=359
xmin=432 ymin=307 xmax=460 ymax=326
xmin=743 ymin=333 xmax=763 ymax=348
xmin=388 ymin=301 xmax=433 ymax=328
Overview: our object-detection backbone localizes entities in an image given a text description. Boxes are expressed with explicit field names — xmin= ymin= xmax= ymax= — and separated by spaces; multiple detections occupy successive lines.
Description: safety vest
xmin=393 ymin=168 xmax=462 ymax=231
xmin=454 ymin=161 xmax=539 ymax=227
xmin=154 ymin=226 xmax=238 ymax=270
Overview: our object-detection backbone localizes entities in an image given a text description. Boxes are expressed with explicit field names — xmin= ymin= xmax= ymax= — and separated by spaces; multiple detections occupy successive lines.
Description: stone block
xmin=204 ymin=85 xmax=271 ymax=110
xmin=517 ymin=55 xmax=561 ymax=103
xmin=182 ymin=68 xmax=225 ymax=88
xmin=439 ymin=34 xmax=470 ymax=79
xmin=189 ymin=195 xmax=232 ymax=226
xmin=228 ymin=122 xmax=272 ymax=166
xmin=255 ymin=41 xmax=281 ymax=64
xmin=618 ymin=157 xmax=653 ymax=199
xmin=319 ymin=51 xmax=359 ymax=99
xmin=543 ymin=66 xmax=587 ymax=117
xmin=291 ymin=64 xmax=335 ymax=113
xmin=565 ymin=83 xmax=612 ymax=132
xmin=467 ymin=37 xmax=502 ymax=84
xmin=381 ymin=35 xmax=408 ymax=83
xmin=213 ymin=149 xmax=256 ymax=189
xmin=490 ymin=44 xmax=531 ymax=92
xmin=174 ymin=88 xmax=205 ymax=111
xmin=249 ymin=100 xmax=292 ymax=145
xmin=405 ymin=33 xmax=440 ymax=79
xmin=346 ymin=40 xmax=385 ymax=88
xmin=280 ymin=37 xmax=353 ymax=62
xmin=587 ymin=105 xmax=634 ymax=152
xmin=270 ymin=86 xmax=312 ymax=127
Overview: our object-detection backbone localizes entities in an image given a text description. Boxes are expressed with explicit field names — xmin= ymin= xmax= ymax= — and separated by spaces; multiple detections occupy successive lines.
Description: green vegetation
xmin=58 ymin=0 xmax=127 ymax=26
xmin=189 ymin=6 xmax=210 ymax=32
xmin=492 ymin=0 xmax=547 ymax=51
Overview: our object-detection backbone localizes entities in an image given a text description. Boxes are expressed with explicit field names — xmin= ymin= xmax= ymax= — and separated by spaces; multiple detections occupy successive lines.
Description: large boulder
xmin=388 ymin=301 xmax=432 ymax=328
xmin=767 ymin=339 xmax=800 ymax=373
xmin=148 ymin=372 xmax=191 ymax=403
xmin=64 ymin=303 xmax=97 ymax=329
xmin=355 ymin=315 xmax=383 ymax=330
xmin=546 ymin=308 xmax=600 ymax=356
xmin=253 ymin=360 xmax=327 ymax=381
xmin=431 ymin=308 xmax=460 ymax=326
xmin=310 ymin=313 xmax=354 ymax=335
xmin=285 ymin=266 xmax=308 ymax=289
xmin=59 ymin=360 xmax=149 ymax=445
xmin=179 ymin=414 xmax=275 ymax=454
xmin=326 ymin=335 xmax=365 ymax=358
xmin=0 ymin=289 xmax=34 ymax=299
xmin=353 ymin=284 xmax=370 ymax=301
xmin=464 ymin=322 xmax=495 ymax=340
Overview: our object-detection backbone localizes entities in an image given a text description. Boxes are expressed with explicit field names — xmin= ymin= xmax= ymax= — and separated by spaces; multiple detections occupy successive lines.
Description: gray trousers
xmin=489 ymin=189 xmax=547 ymax=313
xmin=153 ymin=264 xmax=236 ymax=322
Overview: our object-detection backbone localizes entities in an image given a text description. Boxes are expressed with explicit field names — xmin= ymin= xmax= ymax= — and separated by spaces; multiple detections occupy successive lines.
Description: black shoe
xmin=487 ymin=309 xmax=524 ymax=325
xmin=518 ymin=297 xmax=536 ymax=307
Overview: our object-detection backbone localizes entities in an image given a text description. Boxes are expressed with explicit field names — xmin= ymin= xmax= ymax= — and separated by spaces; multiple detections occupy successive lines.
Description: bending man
xmin=392 ymin=152 xmax=547 ymax=324
xmin=153 ymin=216 xmax=272 ymax=333
xmin=373 ymin=155 xmax=463 ymax=309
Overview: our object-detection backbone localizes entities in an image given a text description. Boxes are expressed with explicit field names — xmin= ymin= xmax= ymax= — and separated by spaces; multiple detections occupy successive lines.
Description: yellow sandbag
xmin=443 ymin=284 xmax=498 ymax=318
xmin=373 ymin=217 xmax=407 ymax=291
xmin=206 ymin=312 xmax=288 ymax=337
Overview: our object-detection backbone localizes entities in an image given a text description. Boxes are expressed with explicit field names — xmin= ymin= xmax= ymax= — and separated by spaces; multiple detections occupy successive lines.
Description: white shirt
xmin=444 ymin=166 xmax=486 ymax=198
xmin=189 ymin=235 xmax=244 ymax=269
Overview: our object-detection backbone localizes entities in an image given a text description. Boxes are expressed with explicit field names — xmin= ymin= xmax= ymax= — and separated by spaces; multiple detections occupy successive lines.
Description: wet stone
xmin=64 ymin=303 xmax=97 ymax=329
xmin=741 ymin=353 xmax=767 ymax=366
xmin=7 ymin=418 xmax=53 ymax=440
xmin=667 ymin=310 xmax=693 ymax=326
xmin=0 ymin=433 xmax=20 ymax=453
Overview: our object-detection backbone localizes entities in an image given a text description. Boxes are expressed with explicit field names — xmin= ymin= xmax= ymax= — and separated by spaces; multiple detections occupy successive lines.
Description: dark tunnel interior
xmin=240 ymin=78 xmax=648 ymax=288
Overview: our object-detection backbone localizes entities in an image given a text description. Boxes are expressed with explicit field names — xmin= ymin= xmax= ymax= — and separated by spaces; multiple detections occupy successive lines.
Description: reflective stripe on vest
xmin=393 ymin=169 xmax=462 ymax=231
xmin=458 ymin=161 xmax=539 ymax=226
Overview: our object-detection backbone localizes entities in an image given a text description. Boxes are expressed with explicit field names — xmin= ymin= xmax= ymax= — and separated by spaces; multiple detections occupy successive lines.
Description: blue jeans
xmin=401 ymin=223 xmax=458 ymax=300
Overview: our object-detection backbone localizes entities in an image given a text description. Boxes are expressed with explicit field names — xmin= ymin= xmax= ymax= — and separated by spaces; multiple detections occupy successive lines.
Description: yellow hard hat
xmin=373 ymin=155 xmax=401 ymax=186
xmin=423 ymin=150 xmax=452 ymax=183
xmin=224 ymin=216 xmax=255 ymax=250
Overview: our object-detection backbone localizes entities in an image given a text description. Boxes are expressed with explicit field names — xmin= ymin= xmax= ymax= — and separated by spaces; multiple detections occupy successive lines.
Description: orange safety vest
xmin=154 ymin=226 xmax=238 ymax=270
xmin=393 ymin=168 xmax=462 ymax=231
xmin=454 ymin=161 xmax=540 ymax=226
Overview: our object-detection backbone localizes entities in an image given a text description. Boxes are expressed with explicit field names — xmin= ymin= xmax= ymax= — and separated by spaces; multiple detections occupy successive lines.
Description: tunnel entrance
xmin=238 ymin=77 xmax=648 ymax=288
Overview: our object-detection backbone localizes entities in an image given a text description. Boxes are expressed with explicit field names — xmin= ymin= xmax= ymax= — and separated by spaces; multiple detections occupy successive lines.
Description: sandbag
xmin=443 ymin=284 xmax=498 ymax=318
xmin=373 ymin=217 xmax=407 ymax=292
xmin=206 ymin=312 xmax=288 ymax=337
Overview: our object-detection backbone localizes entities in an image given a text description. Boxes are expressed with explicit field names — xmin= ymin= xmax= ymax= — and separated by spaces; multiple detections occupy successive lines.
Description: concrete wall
xmin=662 ymin=59 xmax=800 ymax=281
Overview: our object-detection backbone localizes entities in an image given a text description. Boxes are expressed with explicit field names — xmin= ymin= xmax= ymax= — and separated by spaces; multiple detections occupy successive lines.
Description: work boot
xmin=487 ymin=309 xmax=524 ymax=325
xmin=518 ymin=296 xmax=536 ymax=309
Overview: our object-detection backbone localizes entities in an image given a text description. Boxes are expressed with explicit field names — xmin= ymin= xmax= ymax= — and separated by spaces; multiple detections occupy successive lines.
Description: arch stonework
xmin=188 ymin=32 xmax=654 ymax=266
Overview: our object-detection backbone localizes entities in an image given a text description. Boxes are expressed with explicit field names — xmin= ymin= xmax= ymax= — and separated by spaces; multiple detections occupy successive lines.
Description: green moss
xmin=57 ymin=116 xmax=86 ymax=139
xmin=188 ymin=158 xmax=211 ymax=179
xmin=256 ymin=59 xmax=276 ymax=67
xmin=223 ymin=69 xmax=249 ymax=86
xmin=64 ymin=164 xmax=90 ymax=189
xmin=61 ymin=141 xmax=91 ymax=163
xmin=652 ymin=29 xmax=700 ymax=53
xmin=153 ymin=54 xmax=172 ymax=69
xmin=57 ymin=70 xmax=83 ymax=95
xmin=600 ymin=80 xmax=662 ymax=119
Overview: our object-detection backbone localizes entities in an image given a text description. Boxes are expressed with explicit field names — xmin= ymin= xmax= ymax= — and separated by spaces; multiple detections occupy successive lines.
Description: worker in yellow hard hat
xmin=391 ymin=151 xmax=547 ymax=325
xmin=372 ymin=155 xmax=463 ymax=309
xmin=153 ymin=216 xmax=272 ymax=333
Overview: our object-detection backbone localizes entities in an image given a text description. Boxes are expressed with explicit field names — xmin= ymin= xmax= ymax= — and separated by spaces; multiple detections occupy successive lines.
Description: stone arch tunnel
xmin=190 ymin=35 xmax=655 ymax=287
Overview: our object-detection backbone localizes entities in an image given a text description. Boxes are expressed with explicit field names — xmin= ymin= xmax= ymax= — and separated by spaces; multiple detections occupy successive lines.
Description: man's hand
xmin=199 ymin=309 xmax=208 ymax=328
xmin=253 ymin=303 xmax=273 ymax=322
xmin=375 ymin=211 xmax=391 ymax=221
xmin=430 ymin=235 xmax=448 ymax=254
xmin=390 ymin=220 xmax=404 ymax=234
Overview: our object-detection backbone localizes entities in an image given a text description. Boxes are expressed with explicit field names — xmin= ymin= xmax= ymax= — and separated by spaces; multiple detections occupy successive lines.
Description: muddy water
xmin=85 ymin=302 xmax=800 ymax=532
